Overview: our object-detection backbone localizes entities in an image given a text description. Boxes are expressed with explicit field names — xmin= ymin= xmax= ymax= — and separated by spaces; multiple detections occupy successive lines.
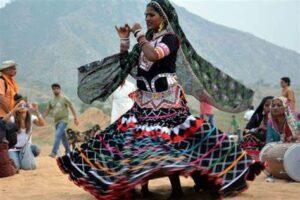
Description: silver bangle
xmin=135 ymin=31 xmax=145 ymax=41
xmin=133 ymin=29 xmax=142 ymax=36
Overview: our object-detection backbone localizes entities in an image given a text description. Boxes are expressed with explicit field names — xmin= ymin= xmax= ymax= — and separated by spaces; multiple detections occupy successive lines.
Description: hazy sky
xmin=172 ymin=0 xmax=300 ymax=53
xmin=1 ymin=0 xmax=299 ymax=53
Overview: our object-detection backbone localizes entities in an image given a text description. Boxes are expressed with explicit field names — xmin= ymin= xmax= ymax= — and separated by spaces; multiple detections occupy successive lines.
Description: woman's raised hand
xmin=115 ymin=24 xmax=131 ymax=39
xmin=31 ymin=103 xmax=39 ymax=114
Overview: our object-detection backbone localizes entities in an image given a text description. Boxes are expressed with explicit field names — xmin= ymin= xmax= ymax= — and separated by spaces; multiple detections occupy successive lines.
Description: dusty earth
xmin=0 ymin=145 xmax=299 ymax=200
xmin=1 ymin=108 xmax=299 ymax=200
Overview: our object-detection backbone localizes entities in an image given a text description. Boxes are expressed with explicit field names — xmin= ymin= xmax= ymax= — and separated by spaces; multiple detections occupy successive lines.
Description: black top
xmin=245 ymin=96 xmax=273 ymax=130
xmin=137 ymin=34 xmax=179 ymax=92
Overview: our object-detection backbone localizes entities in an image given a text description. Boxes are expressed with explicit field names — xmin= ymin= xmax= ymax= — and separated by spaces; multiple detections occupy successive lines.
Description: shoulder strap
xmin=0 ymin=76 xmax=7 ymax=94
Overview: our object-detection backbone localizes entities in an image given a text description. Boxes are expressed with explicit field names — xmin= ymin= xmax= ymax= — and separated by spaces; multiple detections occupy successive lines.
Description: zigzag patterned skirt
xmin=57 ymin=96 xmax=263 ymax=200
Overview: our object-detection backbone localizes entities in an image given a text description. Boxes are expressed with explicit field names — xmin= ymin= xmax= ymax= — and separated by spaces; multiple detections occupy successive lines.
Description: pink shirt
xmin=200 ymin=102 xmax=213 ymax=115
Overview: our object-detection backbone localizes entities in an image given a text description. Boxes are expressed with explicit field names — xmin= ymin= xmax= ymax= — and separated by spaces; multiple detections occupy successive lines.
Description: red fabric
xmin=117 ymin=117 xmax=204 ymax=143
xmin=284 ymin=124 xmax=293 ymax=140
xmin=200 ymin=102 xmax=213 ymax=115
xmin=0 ymin=143 xmax=16 ymax=178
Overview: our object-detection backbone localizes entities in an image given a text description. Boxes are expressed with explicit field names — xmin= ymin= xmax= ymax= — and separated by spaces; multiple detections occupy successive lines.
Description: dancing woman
xmin=57 ymin=0 xmax=263 ymax=199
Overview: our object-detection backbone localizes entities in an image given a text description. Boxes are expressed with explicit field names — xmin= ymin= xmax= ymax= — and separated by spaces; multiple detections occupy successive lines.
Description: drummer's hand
xmin=115 ymin=24 xmax=131 ymax=39
xmin=285 ymin=136 xmax=293 ymax=143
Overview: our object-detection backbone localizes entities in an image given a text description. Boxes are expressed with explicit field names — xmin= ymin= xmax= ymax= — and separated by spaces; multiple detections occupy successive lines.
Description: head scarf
xmin=245 ymin=96 xmax=273 ymax=129
xmin=78 ymin=0 xmax=254 ymax=113
xmin=270 ymin=96 xmax=298 ymax=137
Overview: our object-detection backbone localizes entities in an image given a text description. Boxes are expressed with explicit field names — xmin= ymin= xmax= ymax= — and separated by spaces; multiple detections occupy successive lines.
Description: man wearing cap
xmin=0 ymin=60 xmax=19 ymax=117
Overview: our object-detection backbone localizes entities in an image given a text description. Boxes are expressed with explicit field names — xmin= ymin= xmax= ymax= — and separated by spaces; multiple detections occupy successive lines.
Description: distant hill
xmin=1 ymin=0 xmax=299 ymax=102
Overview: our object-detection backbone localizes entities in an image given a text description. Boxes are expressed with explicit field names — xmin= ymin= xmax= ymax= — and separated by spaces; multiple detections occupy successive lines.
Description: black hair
xmin=147 ymin=2 xmax=167 ymax=21
xmin=14 ymin=94 xmax=27 ymax=104
xmin=245 ymin=96 xmax=273 ymax=129
xmin=51 ymin=83 xmax=61 ymax=89
xmin=281 ymin=77 xmax=291 ymax=86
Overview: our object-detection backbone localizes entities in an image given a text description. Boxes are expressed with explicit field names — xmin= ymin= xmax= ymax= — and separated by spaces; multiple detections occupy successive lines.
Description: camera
xmin=20 ymin=103 xmax=30 ymax=109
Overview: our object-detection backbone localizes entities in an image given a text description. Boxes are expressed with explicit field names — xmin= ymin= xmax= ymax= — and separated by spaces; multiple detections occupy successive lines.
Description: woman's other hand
xmin=115 ymin=24 xmax=131 ymax=39
xmin=31 ymin=103 xmax=39 ymax=114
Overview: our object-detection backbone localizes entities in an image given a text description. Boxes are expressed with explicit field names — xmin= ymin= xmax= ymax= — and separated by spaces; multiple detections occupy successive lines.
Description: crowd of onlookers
xmin=200 ymin=76 xmax=299 ymax=144
xmin=0 ymin=60 xmax=79 ymax=178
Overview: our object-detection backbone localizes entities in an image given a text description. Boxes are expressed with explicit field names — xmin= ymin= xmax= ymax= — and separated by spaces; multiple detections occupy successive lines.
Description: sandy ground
xmin=1 ymin=109 xmax=299 ymax=200
xmin=0 ymin=145 xmax=299 ymax=200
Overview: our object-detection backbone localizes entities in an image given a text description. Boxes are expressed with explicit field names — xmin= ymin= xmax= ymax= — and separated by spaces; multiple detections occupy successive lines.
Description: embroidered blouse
xmin=136 ymin=31 xmax=179 ymax=92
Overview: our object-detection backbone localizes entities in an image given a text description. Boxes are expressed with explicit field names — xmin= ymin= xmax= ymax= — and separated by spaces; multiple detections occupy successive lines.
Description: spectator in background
xmin=296 ymin=113 xmax=300 ymax=131
xmin=244 ymin=105 xmax=255 ymax=121
xmin=280 ymin=77 xmax=296 ymax=113
xmin=265 ymin=97 xmax=299 ymax=182
xmin=266 ymin=97 xmax=299 ymax=143
xmin=0 ymin=113 xmax=18 ymax=177
xmin=200 ymin=101 xmax=215 ymax=126
xmin=5 ymin=94 xmax=45 ymax=170
xmin=230 ymin=115 xmax=239 ymax=135
xmin=243 ymin=96 xmax=273 ymax=149
xmin=44 ymin=83 xmax=79 ymax=158
xmin=0 ymin=60 xmax=19 ymax=118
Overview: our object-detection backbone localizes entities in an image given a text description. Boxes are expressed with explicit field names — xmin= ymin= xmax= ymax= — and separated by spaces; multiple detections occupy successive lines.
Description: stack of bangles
xmin=120 ymin=38 xmax=130 ymax=52
xmin=134 ymin=29 xmax=149 ymax=48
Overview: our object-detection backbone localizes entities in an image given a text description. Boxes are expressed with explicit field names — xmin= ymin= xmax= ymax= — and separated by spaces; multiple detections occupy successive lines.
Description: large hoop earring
xmin=158 ymin=22 xmax=165 ymax=32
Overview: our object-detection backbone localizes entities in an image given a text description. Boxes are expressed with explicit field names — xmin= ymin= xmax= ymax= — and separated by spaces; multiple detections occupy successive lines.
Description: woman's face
xmin=271 ymin=99 xmax=285 ymax=117
xmin=263 ymin=99 xmax=272 ymax=114
xmin=17 ymin=100 xmax=29 ymax=114
xmin=145 ymin=6 xmax=164 ymax=31
xmin=2 ymin=66 xmax=17 ymax=77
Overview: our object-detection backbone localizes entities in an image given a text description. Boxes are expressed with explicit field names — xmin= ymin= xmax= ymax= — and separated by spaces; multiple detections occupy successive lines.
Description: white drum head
xmin=259 ymin=142 xmax=278 ymax=162
xmin=284 ymin=143 xmax=300 ymax=182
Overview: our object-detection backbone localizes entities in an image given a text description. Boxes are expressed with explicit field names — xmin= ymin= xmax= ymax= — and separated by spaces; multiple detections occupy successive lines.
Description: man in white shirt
xmin=111 ymin=80 xmax=136 ymax=123
xmin=244 ymin=105 xmax=255 ymax=121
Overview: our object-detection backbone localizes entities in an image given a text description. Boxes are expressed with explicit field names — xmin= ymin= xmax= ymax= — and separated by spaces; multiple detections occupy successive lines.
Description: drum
xmin=260 ymin=142 xmax=300 ymax=181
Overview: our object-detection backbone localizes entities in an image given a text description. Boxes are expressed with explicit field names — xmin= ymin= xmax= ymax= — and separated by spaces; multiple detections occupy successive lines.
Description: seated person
xmin=296 ymin=113 xmax=300 ymax=131
xmin=243 ymin=96 xmax=273 ymax=149
xmin=0 ymin=117 xmax=17 ymax=177
xmin=2 ymin=94 xmax=45 ymax=170
xmin=266 ymin=97 xmax=299 ymax=144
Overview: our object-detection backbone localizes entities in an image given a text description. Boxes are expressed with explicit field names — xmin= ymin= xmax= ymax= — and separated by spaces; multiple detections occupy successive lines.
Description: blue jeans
xmin=51 ymin=121 xmax=70 ymax=155
xmin=8 ymin=144 xmax=40 ymax=170
xmin=200 ymin=114 xmax=215 ymax=126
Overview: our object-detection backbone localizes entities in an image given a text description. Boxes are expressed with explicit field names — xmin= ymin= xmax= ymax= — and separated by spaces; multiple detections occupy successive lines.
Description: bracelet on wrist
xmin=139 ymin=40 xmax=149 ymax=48
xmin=137 ymin=34 xmax=146 ymax=42
xmin=135 ymin=30 xmax=145 ymax=40
xmin=133 ymin=29 xmax=142 ymax=37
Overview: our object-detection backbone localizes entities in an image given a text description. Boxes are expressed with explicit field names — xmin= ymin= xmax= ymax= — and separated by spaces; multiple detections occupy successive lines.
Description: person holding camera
xmin=3 ymin=94 xmax=45 ymax=170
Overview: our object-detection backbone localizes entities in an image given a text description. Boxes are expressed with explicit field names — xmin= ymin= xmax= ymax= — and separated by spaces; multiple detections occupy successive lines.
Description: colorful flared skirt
xmin=57 ymin=97 xmax=263 ymax=199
